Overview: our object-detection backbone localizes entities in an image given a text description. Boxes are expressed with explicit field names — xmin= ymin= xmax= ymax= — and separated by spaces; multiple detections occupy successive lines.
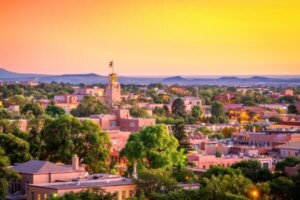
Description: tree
xmin=41 ymin=115 xmax=111 ymax=172
xmin=231 ymin=160 xmax=273 ymax=183
xmin=21 ymin=102 xmax=44 ymax=117
xmin=172 ymin=121 xmax=191 ymax=153
xmin=45 ymin=105 xmax=66 ymax=117
xmin=49 ymin=188 xmax=117 ymax=200
xmin=172 ymin=98 xmax=186 ymax=117
xmin=172 ymin=168 xmax=198 ymax=183
xmin=201 ymin=166 xmax=241 ymax=180
xmin=192 ymin=106 xmax=202 ymax=119
xmin=0 ymin=147 xmax=20 ymax=199
xmin=210 ymin=101 xmax=227 ymax=123
xmin=287 ymin=104 xmax=298 ymax=114
xmin=130 ymin=106 xmax=150 ymax=118
xmin=135 ymin=169 xmax=178 ymax=197
xmin=5 ymin=95 xmax=31 ymax=109
xmin=27 ymin=116 xmax=48 ymax=159
xmin=221 ymin=127 xmax=236 ymax=138
xmin=215 ymin=151 xmax=222 ymax=157
xmin=199 ymin=174 xmax=253 ymax=200
xmin=0 ymin=133 xmax=32 ymax=164
xmin=275 ymin=156 xmax=300 ymax=172
xmin=270 ymin=177 xmax=295 ymax=200
xmin=70 ymin=96 xmax=109 ymax=117
xmin=0 ymin=108 xmax=11 ymax=119
xmin=211 ymin=101 xmax=225 ymax=118
xmin=121 ymin=124 xmax=184 ymax=170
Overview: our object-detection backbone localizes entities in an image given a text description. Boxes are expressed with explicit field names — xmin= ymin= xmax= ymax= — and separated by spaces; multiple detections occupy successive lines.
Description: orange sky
xmin=0 ymin=0 xmax=300 ymax=76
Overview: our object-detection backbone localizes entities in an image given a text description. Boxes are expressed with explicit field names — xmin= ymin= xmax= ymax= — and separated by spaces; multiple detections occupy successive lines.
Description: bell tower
xmin=105 ymin=62 xmax=121 ymax=107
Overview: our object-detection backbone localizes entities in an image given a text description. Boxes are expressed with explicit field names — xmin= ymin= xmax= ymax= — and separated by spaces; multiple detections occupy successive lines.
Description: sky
xmin=0 ymin=0 xmax=300 ymax=76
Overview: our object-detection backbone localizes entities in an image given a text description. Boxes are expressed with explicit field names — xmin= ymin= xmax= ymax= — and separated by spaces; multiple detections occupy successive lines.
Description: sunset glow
xmin=0 ymin=0 xmax=300 ymax=75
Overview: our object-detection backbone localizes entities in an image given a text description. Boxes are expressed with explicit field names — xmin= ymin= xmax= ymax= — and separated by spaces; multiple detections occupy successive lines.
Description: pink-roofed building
xmin=188 ymin=154 xmax=273 ymax=171
xmin=8 ymin=155 xmax=86 ymax=200
xmin=281 ymin=89 xmax=294 ymax=96
xmin=275 ymin=141 xmax=300 ymax=158
xmin=89 ymin=109 xmax=155 ymax=132
xmin=232 ymin=132 xmax=300 ymax=147
xmin=73 ymin=87 xmax=105 ymax=101
xmin=170 ymin=96 xmax=202 ymax=112
xmin=53 ymin=94 xmax=79 ymax=113
xmin=215 ymin=93 xmax=235 ymax=103
xmin=9 ymin=155 xmax=136 ymax=200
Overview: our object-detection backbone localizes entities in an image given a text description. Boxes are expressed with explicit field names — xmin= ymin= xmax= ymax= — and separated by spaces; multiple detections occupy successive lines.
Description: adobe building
xmin=275 ymin=141 xmax=300 ymax=158
xmin=188 ymin=154 xmax=273 ymax=171
xmin=8 ymin=155 xmax=136 ymax=200
xmin=88 ymin=109 xmax=156 ymax=132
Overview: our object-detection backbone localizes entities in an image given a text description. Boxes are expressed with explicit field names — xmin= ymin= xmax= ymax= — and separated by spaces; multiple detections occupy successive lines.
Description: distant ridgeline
xmin=0 ymin=68 xmax=300 ymax=85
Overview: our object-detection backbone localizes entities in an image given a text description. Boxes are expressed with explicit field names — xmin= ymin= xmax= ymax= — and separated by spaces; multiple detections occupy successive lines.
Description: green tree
xmin=192 ymin=105 xmax=202 ymax=119
xmin=215 ymin=151 xmax=222 ymax=158
xmin=27 ymin=116 xmax=48 ymax=159
xmin=172 ymin=168 xmax=198 ymax=183
xmin=199 ymin=174 xmax=253 ymax=200
xmin=287 ymin=104 xmax=298 ymax=114
xmin=221 ymin=127 xmax=236 ymax=138
xmin=201 ymin=166 xmax=241 ymax=179
xmin=211 ymin=101 xmax=227 ymax=123
xmin=270 ymin=177 xmax=295 ymax=200
xmin=70 ymin=96 xmax=109 ymax=117
xmin=45 ymin=105 xmax=66 ymax=117
xmin=0 ymin=147 xmax=20 ymax=199
xmin=21 ymin=102 xmax=44 ymax=117
xmin=211 ymin=101 xmax=225 ymax=118
xmin=231 ymin=160 xmax=273 ymax=183
xmin=5 ymin=95 xmax=31 ymax=109
xmin=135 ymin=169 xmax=178 ymax=198
xmin=41 ymin=115 xmax=111 ymax=172
xmin=0 ymin=108 xmax=11 ymax=119
xmin=275 ymin=156 xmax=300 ymax=172
xmin=49 ymin=188 xmax=117 ymax=200
xmin=153 ymin=106 xmax=169 ymax=117
xmin=0 ymin=133 xmax=32 ymax=163
xmin=172 ymin=121 xmax=191 ymax=153
xmin=130 ymin=106 xmax=150 ymax=118
xmin=172 ymin=98 xmax=186 ymax=117
xmin=121 ymin=124 xmax=184 ymax=170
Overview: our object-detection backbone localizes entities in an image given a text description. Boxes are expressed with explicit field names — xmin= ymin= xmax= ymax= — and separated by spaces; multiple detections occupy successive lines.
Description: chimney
xmin=72 ymin=155 xmax=79 ymax=170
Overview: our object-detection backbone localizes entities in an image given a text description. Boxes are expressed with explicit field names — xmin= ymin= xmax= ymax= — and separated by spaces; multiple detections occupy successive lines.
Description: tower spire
xmin=109 ymin=61 xmax=114 ymax=73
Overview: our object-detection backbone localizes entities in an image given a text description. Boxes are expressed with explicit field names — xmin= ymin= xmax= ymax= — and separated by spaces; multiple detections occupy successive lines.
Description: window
xmin=130 ymin=122 xmax=136 ymax=127
xmin=31 ymin=192 xmax=35 ymax=200
xmin=44 ymin=194 xmax=48 ymax=200
xmin=111 ymin=121 xmax=117 ymax=126
xmin=263 ymin=163 xmax=269 ymax=169
xmin=37 ymin=193 xmax=41 ymax=200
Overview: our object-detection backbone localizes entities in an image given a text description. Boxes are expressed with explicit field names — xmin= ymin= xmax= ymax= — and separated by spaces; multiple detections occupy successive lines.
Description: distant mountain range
xmin=0 ymin=68 xmax=300 ymax=86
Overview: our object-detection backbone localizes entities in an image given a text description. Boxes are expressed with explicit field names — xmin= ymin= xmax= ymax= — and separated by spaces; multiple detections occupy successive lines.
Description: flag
xmin=109 ymin=61 xmax=113 ymax=68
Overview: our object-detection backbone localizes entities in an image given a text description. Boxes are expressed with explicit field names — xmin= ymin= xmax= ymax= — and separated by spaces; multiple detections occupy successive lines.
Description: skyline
xmin=1 ymin=0 xmax=300 ymax=75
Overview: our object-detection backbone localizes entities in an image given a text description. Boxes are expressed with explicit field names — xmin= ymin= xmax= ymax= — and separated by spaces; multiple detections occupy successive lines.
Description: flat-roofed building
xmin=275 ymin=141 xmax=300 ymax=158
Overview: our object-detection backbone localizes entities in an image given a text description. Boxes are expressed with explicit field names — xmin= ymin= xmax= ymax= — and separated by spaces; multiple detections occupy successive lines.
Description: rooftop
xmin=29 ymin=177 xmax=134 ymax=190
xmin=12 ymin=160 xmax=79 ymax=174
xmin=275 ymin=141 xmax=300 ymax=150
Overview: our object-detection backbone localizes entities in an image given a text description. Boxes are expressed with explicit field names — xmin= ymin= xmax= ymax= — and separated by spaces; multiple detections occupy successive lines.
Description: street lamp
xmin=250 ymin=188 xmax=259 ymax=200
